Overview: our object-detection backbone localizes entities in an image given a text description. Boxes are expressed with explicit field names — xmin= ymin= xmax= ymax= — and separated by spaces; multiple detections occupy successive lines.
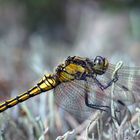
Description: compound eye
xmin=94 ymin=56 xmax=104 ymax=65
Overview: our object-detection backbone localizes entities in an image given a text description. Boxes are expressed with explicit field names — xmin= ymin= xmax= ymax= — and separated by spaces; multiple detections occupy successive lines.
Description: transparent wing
xmin=54 ymin=77 xmax=113 ymax=120
xmin=54 ymin=63 xmax=140 ymax=120
xmin=108 ymin=64 xmax=140 ymax=80
xmin=105 ymin=63 xmax=140 ymax=104
xmin=54 ymin=79 xmax=95 ymax=120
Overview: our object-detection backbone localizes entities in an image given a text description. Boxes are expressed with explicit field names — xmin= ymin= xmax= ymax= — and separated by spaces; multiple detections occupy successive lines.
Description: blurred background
xmin=0 ymin=0 xmax=140 ymax=140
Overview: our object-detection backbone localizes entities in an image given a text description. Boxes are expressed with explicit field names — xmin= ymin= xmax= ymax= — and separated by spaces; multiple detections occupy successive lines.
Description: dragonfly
xmin=0 ymin=56 xmax=140 ymax=120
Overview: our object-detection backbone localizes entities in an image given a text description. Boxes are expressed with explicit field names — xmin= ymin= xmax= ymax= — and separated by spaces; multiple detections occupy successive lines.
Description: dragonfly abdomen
xmin=0 ymin=74 xmax=59 ymax=113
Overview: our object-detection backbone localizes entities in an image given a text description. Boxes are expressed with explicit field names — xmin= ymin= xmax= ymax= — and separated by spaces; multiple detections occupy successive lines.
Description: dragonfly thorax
xmin=56 ymin=63 xmax=86 ymax=82
xmin=55 ymin=56 xmax=109 ymax=83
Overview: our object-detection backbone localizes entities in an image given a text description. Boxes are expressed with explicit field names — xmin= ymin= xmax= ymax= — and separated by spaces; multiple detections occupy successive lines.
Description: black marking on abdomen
xmin=37 ymin=83 xmax=45 ymax=92
xmin=44 ymin=75 xmax=54 ymax=88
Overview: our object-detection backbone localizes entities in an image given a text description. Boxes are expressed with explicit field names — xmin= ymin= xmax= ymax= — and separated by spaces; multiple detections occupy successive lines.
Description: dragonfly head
xmin=93 ymin=56 xmax=109 ymax=75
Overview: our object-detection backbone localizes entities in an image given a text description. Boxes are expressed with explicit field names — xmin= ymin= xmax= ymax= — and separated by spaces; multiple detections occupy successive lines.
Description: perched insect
xmin=0 ymin=56 xmax=140 ymax=120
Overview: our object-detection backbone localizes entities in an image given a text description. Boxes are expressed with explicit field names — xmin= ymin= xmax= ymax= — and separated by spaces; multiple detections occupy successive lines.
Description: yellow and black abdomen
xmin=0 ymin=74 xmax=59 ymax=113
xmin=0 ymin=60 xmax=88 ymax=113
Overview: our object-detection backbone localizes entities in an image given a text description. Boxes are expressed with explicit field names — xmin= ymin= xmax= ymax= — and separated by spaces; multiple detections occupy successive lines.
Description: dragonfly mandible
xmin=0 ymin=56 xmax=140 ymax=119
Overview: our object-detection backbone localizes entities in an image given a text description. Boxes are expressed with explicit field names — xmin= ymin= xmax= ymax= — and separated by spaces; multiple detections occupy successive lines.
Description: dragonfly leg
xmin=85 ymin=92 xmax=110 ymax=112
xmin=85 ymin=93 xmax=122 ymax=124
xmin=94 ymin=75 xmax=118 ymax=90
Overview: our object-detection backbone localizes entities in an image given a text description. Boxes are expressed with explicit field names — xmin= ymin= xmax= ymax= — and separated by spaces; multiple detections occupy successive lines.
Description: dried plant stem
xmin=56 ymin=130 xmax=75 ymax=140
xmin=117 ymin=111 xmax=129 ymax=140
xmin=136 ymin=108 xmax=140 ymax=127
xmin=86 ymin=111 xmax=102 ymax=140
xmin=20 ymin=103 xmax=44 ymax=139
xmin=111 ymin=61 xmax=123 ymax=129
xmin=38 ymin=127 xmax=49 ymax=140
xmin=0 ymin=130 xmax=5 ymax=140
